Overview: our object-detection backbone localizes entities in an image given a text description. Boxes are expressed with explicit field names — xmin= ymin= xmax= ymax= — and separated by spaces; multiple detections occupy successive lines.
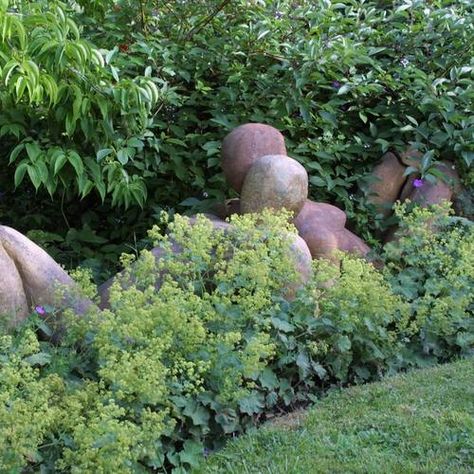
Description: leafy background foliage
xmin=0 ymin=0 xmax=473 ymax=280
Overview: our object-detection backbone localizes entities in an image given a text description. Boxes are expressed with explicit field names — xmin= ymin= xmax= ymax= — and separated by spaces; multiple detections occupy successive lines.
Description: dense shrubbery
xmin=1 ymin=206 xmax=472 ymax=472
xmin=0 ymin=0 xmax=473 ymax=471
xmin=384 ymin=202 xmax=474 ymax=362
xmin=1 ymin=0 xmax=473 ymax=275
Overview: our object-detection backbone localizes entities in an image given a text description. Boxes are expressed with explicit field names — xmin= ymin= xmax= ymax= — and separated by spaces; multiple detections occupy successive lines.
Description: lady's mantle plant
xmin=1 ymin=207 xmax=473 ymax=472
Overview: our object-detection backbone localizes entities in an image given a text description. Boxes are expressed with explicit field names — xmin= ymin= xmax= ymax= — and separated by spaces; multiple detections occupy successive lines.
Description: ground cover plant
xmin=201 ymin=358 xmax=474 ymax=474
xmin=0 ymin=0 xmax=473 ymax=276
xmin=1 ymin=205 xmax=473 ymax=472
xmin=0 ymin=0 xmax=473 ymax=471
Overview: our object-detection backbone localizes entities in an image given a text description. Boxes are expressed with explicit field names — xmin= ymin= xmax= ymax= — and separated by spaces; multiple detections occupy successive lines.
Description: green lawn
xmin=199 ymin=359 xmax=474 ymax=474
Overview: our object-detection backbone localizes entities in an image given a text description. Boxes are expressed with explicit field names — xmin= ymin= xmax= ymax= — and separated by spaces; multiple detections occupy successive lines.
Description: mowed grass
xmin=199 ymin=359 xmax=474 ymax=474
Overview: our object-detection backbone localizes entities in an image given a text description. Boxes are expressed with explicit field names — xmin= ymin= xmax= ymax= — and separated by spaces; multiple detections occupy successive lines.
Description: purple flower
xmin=332 ymin=80 xmax=341 ymax=89
xmin=413 ymin=178 xmax=424 ymax=188
xmin=35 ymin=305 xmax=46 ymax=315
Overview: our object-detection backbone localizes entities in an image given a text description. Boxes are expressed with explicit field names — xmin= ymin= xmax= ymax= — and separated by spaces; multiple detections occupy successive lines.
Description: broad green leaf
xmin=67 ymin=150 xmax=84 ymax=176
xmin=336 ymin=335 xmax=352 ymax=352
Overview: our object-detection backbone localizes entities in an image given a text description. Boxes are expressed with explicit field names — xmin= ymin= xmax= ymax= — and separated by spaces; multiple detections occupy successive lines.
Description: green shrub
xmin=384 ymin=202 xmax=474 ymax=364
xmin=265 ymin=255 xmax=409 ymax=401
xmin=0 ymin=211 xmax=418 ymax=471
xmin=1 ymin=0 xmax=473 ymax=272
xmin=1 ymin=209 xmax=473 ymax=471
xmin=1 ymin=211 xmax=300 ymax=472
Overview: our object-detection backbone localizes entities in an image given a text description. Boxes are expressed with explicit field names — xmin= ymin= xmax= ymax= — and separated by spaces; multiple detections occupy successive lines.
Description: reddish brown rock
xmin=0 ymin=225 xmax=90 ymax=327
xmin=221 ymin=123 xmax=287 ymax=192
xmin=337 ymin=229 xmax=370 ymax=257
xmin=299 ymin=224 xmax=339 ymax=260
xmin=293 ymin=201 xmax=369 ymax=260
xmin=294 ymin=201 xmax=345 ymax=259
xmin=399 ymin=174 xmax=419 ymax=202
xmin=367 ymin=152 xmax=407 ymax=217
xmin=404 ymin=162 xmax=461 ymax=207
xmin=240 ymin=155 xmax=308 ymax=216
xmin=294 ymin=200 xmax=346 ymax=231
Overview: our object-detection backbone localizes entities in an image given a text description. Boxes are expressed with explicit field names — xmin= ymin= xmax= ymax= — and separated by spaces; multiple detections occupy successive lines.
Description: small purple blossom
xmin=274 ymin=10 xmax=283 ymax=19
xmin=413 ymin=178 xmax=424 ymax=188
xmin=332 ymin=80 xmax=341 ymax=89
xmin=35 ymin=305 xmax=46 ymax=315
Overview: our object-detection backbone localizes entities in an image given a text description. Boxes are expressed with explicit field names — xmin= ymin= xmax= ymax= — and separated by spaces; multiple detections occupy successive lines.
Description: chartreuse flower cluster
xmin=384 ymin=201 xmax=474 ymax=360
xmin=1 ymin=207 xmax=473 ymax=472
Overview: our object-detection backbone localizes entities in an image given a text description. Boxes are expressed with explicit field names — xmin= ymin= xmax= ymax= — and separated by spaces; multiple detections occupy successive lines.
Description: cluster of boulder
xmin=367 ymin=148 xmax=461 ymax=239
xmin=0 ymin=122 xmax=463 ymax=328
xmin=217 ymin=123 xmax=371 ymax=260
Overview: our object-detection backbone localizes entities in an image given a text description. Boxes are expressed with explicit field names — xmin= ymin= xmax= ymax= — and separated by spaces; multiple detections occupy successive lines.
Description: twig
xmin=184 ymin=0 xmax=232 ymax=41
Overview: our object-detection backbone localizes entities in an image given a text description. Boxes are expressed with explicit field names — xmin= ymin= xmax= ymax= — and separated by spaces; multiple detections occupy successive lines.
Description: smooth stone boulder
xmin=367 ymin=152 xmax=407 ymax=217
xmin=240 ymin=155 xmax=308 ymax=216
xmin=409 ymin=162 xmax=461 ymax=207
xmin=0 ymin=225 xmax=90 ymax=327
xmin=298 ymin=224 xmax=339 ymax=260
xmin=337 ymin=229 xmax=370 ymax=256
xmin=399 ymin=174 xmax=418 ymax=202
xmin=294 ymin=200 xmax=346 ymax=231
xmin=221 ymin=123 xmax=287 ymax=192
xmin=384 ymin=162 xmax=461 ymax=244
xmin=293 ymin=201 xmax=369 ymax=260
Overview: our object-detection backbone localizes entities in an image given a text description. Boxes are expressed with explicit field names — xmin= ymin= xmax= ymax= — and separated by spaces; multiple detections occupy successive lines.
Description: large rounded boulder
xmin=409 ymin=161 xmax=461 ymax=207
xmin=221 ymin=123 xmax=287 ymax=192
xmin=0 ymin=225 xmax=90 ymax=327
xmin=240 ymin=155 xmax=308 ymax=216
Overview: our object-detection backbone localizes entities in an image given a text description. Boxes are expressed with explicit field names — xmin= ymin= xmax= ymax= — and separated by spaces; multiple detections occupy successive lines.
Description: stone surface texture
xmin=221 ymin=123 xmax=287 ymax=192
xmin=240 ymin=154 xmax=308 ymax=215
xmin=367 ymin=152 xmax=407 ymax=217
xmin=293 ymin=200 xmax=369 ymax=260
xmin=0 ymin=225 xmax=88 ymax=326
xmin=284 ymin=233 xmax=313 ymax=299
xmin=408 ymin=162 xmax=461 ymax=207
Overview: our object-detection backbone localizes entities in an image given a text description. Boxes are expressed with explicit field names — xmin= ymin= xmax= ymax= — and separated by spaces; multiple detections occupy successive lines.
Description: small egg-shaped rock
xmin=240 ymin=155 xmax=308 ymax=216
xmin=221 ymin=123 xmax=287 ymax=192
